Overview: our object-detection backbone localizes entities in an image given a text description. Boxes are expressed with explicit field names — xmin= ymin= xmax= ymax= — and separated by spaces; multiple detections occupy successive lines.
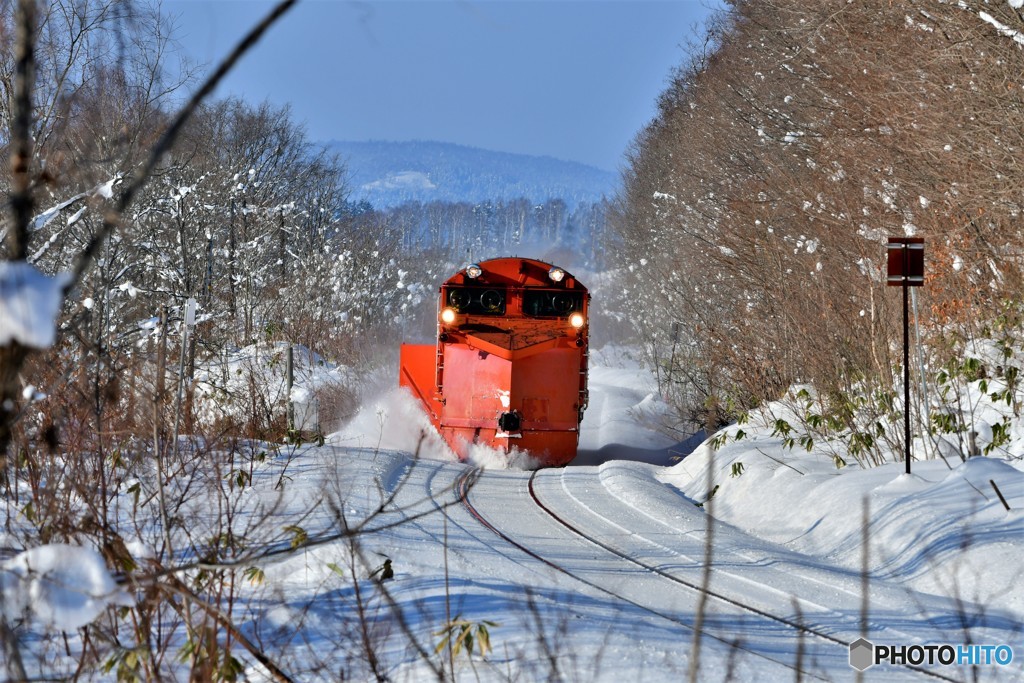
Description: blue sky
xmin=169 ymin=1 xmax=722 ymax=172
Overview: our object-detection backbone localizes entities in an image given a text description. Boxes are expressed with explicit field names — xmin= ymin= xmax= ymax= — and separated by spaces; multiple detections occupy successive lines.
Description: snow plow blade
xmin=399 ymin=343 xmax=441 ymax=427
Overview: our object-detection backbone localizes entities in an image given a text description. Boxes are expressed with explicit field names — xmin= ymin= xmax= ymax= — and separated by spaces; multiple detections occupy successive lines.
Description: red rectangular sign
xmin=887 ymin=237 xmax=925 ymax=286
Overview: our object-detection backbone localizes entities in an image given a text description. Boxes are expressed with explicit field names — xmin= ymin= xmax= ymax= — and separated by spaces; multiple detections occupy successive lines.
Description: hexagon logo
xmin=849 ymin=637 xmax=875 ymax=671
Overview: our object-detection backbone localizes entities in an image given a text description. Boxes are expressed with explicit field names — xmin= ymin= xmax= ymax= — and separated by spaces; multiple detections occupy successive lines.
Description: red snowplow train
xmin=399 ymin=257 xmax=589 ymax=467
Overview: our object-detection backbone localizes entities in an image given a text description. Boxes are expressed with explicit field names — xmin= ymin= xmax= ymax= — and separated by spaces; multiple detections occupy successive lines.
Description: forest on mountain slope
xmin=614 ymin=0 xmax=1024 ymax=449
xmin=329 ymin=139 xmax=618 ymax=209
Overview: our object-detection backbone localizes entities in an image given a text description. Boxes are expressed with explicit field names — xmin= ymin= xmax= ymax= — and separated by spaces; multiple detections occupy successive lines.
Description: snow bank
xmin=662 ymin=428 xmax=1024 ymax=614
xmin=1 ymin=544 xmax=132 ymax=630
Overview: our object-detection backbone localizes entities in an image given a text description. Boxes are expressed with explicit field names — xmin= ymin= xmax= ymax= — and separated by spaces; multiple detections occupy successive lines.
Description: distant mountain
xmin=327 ymin=140 xmax=619 ymax=209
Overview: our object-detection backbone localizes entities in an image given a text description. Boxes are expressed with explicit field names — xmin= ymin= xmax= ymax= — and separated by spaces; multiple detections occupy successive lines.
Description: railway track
xmin=453 ymin=466 xmax=964 ymax=683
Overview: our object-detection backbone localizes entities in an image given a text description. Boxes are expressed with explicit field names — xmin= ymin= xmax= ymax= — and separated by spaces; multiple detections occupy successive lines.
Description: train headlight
xmin=481 ymin=289 xmax=504 ymax=312
xmin=569 ymin=312 xmax=586 ymax=329
xmin=448 ymin=288 xmax=469 ymax=310
xmin=548 ymin=266 xmax=566 ymax=283
xmin=466 ymin=264 xmax=483 ymax=279
xmin=440 ymin=307 xmax=457 ymax=324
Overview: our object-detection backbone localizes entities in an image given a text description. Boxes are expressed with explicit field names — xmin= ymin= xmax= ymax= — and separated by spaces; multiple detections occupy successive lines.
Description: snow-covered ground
xmin=6 ymin=347 xmax=1023 ymax=681
xmin=262 ymin=348 xmax=1022 ymax=680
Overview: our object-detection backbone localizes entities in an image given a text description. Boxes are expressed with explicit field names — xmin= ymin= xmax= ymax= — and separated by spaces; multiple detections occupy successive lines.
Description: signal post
xmin=887 ymin=237 xmax=925 ymax=474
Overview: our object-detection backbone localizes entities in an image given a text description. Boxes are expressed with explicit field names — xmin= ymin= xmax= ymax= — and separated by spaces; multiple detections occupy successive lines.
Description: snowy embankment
xmin=668 ymin=437 xmax=1024 ymax=616
xmin=660 ymin=363 xmax=1024 ymax=621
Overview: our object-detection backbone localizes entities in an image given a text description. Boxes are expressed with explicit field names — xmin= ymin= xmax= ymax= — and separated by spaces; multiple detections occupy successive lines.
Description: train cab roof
xmin=444 ymin=257 xmax=587 ymax=292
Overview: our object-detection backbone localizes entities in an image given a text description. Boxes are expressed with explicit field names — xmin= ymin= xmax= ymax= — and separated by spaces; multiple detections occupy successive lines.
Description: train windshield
xmin=445 ymin=286 xmax=507 ymax=315
xmin=522 ymin=290 xmax=584 ymax=318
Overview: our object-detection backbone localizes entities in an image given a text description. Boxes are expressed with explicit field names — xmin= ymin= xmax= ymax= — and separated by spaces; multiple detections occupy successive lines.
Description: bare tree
xmin=0 ymin=1 xmax=296 ymax=678
xmin=615 ymin=0 xmax=1024 ymax=448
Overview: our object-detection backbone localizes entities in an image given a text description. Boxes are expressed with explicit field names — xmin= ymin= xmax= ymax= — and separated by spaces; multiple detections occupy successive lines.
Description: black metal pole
xmin=903 ymin=278 xmax=911 ymax=474
xmin=287 ymin=344 xmax=295 ymax=434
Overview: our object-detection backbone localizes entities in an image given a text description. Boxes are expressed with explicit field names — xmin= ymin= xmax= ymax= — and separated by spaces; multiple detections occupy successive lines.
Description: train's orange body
xmin=399 ymin=258 xmax=589 ymax=467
